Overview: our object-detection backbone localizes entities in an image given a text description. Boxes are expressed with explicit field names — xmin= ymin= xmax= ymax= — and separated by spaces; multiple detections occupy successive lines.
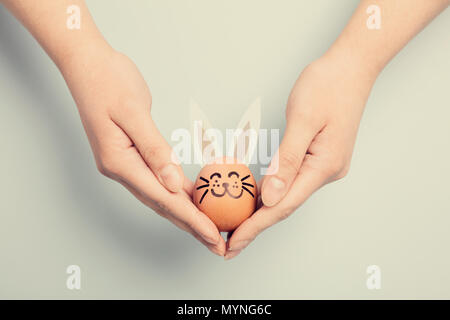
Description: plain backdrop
xmin=0 ymin=0 xmax=449 ymax=299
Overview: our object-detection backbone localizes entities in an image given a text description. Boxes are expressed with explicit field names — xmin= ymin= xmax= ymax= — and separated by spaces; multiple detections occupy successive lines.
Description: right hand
xmin=226 ymin=55 xmax=376 ymax=259
xmin=60 ymin=43 xmax=225 ymax=256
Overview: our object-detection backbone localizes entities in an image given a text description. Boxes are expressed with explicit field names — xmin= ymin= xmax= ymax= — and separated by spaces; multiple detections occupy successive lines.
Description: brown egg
xmin=193 ymin=157 xmax=257 ymax=232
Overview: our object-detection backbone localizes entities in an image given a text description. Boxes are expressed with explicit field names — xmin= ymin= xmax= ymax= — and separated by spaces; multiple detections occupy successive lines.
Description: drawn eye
xmin=210 ymin=173 xmax=221 ymax=179
xmin=228 ymin=171 xmax=239 ymax=178
xmin=208 ymin=172 xmax=223 ymax=187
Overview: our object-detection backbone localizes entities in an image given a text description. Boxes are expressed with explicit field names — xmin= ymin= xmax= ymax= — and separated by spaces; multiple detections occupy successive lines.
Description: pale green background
xmin=0 ymin=0 xmax=449 ymax=299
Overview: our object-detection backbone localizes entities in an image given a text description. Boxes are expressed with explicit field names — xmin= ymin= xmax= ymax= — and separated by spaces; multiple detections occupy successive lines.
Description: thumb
xmin=261 ymin=119 xmax=316 ymax=207
xmin=114 ymin=110 xmax=184 ymax=193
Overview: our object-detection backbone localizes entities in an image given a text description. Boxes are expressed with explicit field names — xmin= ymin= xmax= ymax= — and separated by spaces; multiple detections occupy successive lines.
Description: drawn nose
xmin=222 ymin=182 xmax=229 ymax=189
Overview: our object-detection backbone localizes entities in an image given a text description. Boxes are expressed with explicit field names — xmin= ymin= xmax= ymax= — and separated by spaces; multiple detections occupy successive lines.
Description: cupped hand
xmin=226 ymin=54 xmax=378 ymax=259
xmin=61 ymin=44 xmax=225 ymax=256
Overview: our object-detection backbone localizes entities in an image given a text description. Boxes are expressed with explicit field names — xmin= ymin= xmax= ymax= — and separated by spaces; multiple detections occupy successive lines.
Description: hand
xmin=61 ymin=44 xmax=225 ymax=256
xmin=226 ymin=54 xmax=377 ymax=259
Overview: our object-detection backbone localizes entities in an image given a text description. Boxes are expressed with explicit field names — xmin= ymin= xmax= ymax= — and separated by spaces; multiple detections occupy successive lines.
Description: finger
xmin=160 ymin=208 xmax=226 ymax=257
xmin=113 ymin=110 xmax=184 ymax=193
xmin=112 ymin=148 xmax=222 ymax=246
xmin=189 ymin=227 xmax=226 ymax=257
xmin=256 ymin=178 xmax=264 ymax=196
xmin=261 ymin=117 xmax=319 ymax=207
xmin=227 ymin=163 xmax=327 ymax=254
xmin=123 ymin=175 xmax=225 ymax=256
xmin=183 ymin=177 xmax=195 ymax=198
xmin=224 ymin=249 xmax=242 ymax=260
xmin=224 ymin=229 xmax=242 ymax=260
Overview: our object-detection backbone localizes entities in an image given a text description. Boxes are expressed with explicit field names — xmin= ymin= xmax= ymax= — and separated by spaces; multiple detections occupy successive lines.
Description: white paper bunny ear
xmin=227 ymin=98 xmax=261 ymax=165
xmin=190 ymin=100 xmax=222 ymax=167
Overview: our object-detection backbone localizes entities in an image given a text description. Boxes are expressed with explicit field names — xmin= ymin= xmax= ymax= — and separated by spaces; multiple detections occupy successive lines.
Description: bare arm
xmin=329 ymin=0 xmax=449 ymax=76
xmin=1 ymin=0 xmax=107 ymax=68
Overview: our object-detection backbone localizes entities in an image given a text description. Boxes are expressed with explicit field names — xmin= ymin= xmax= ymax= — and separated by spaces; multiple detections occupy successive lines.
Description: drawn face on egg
xmin=193 ymin=159 xmax=257 ymax=232
xmin=197 ymin=171 xmax=255 ymax=203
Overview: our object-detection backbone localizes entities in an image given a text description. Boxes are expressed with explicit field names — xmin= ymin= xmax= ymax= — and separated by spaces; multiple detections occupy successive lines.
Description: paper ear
xmin=190 ymin=100 xmax=222 ymax=167
xmin=227 ymin=98 xmax=261 ymax=166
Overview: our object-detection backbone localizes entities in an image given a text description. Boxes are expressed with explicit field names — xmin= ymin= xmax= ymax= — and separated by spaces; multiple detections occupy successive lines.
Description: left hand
xmin=61 ymin=45 xmax=225 ymax=256
xmin=225 ymin=53 xmax=378 ymax=259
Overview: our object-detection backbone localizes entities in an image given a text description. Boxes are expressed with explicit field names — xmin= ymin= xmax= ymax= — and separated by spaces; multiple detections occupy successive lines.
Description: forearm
xmin=326 ymin=0 xmax=449 ymax=77
xmin=1 ymin=0 xmax=111 ymax=70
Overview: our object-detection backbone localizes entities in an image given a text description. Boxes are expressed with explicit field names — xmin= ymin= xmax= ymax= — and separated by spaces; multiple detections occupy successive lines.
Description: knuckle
xmin=96 ymin=155 xmax=120 ymax=178
xmin=278 ymin=206 xmax=295 ymax=222
xmin=147 ymin=195 xmax=172 ymax=215
xmin=321 ymin=163 xmax=340 ymax=179
xmin=154 ymin=199 xmax=171 ymax=213
xmin=321 ymin=156 xmax=348 ymax=180
xmin=335 ymin=165 xmax=350 ymax=180
xmin=141 ymin=144 xmax=165 ymax=165
xmin=270 ymin=203 xmax=297 ymax=224
xmin=279 ymin=150 xmax=303 ymax=175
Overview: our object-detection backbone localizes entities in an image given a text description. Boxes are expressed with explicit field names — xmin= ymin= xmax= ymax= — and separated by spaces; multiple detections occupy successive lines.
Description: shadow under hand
xmin=0 ymin=7 xmax=201 ymax=272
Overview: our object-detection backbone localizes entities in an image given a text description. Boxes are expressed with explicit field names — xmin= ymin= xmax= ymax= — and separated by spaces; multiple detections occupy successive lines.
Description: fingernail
xmin=228 ymin=240 xmax=250 ymax=251
xmin=224 ymin=250 xmax=241 ymax=260
xmin=160 ymin=163 xmax=183 ymax=192
xmin=262 ymin=176 xmax=286 ymax=207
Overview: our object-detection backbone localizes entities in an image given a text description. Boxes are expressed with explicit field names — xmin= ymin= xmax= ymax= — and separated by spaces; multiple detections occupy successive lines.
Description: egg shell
xmin=193 ymin=158 xmax=257 ymax=232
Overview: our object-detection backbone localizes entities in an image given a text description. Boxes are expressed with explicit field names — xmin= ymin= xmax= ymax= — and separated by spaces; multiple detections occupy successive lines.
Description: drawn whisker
xmin=241 ymin=175 xmax=250 ymax=182
xmin=200 ymin=177 xmax=209 ymax=183
xmin=242 ymin=182 xmax=254 ymax=188
xmin=199 ymin=189 xmax=209 ymax=204
xmin=196 ymin=184 xmax=209 ymax=190
xmin=242 ymin=186 xmax=254 ymax=198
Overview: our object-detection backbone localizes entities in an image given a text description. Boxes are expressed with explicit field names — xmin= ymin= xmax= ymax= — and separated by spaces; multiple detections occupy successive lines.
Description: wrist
xmin=56 ymin=37 xmax=114 ymax=74
xmin=57 ymin=39 xmax=118 ymax=110
xmin=323 ymin=41 xmax=383 ymax=85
